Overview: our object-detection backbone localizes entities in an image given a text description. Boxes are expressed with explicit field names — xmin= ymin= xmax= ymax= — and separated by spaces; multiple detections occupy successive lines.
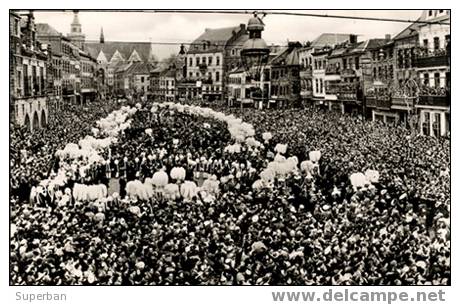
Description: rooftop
xmin=188 ymin=24 xmax=246 ymax=54
xmin=36 ymin=23 xmax=61 ymax=37
xmin=85 ymin=40 xmax=153 ymax=63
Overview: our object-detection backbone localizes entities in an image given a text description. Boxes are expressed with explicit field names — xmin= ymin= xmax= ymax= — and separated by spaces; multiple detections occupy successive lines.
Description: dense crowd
xmin=10 ymin=99 xmax=450 ymax=285
xmin=10 ymin=101 xmax=122 ymax=204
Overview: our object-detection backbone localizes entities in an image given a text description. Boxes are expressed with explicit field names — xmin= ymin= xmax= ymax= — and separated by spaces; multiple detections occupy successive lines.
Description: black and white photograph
xmin=8 ymin=6 xmax=451 ymax=297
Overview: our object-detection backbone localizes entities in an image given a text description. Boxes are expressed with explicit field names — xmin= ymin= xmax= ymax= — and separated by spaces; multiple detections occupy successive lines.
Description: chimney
xmin=385 ymin=34 xmax=391 ymax=41
xmin=349 ymin=34 xmax=358 ymax=44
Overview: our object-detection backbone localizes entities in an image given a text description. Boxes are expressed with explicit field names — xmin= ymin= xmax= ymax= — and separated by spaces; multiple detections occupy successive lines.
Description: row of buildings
xmin=155 ymin=9 xmax=450 ymax=137
xmin=10 ymin=10 xmax=450 ymax=137
xmin=10 ymin=11 xmax=99 ymax=131
xmin=10 ymin=10 xmax=158 ymax=131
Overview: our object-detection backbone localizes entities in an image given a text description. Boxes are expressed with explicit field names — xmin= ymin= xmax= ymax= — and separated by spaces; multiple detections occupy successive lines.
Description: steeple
xmin=68 ymin=10 xmax=85 ymax=50
xmin=71 ymin=10 xmax=81 ymax=34
xmin=100 ymin=27 xmax=105 ymax=43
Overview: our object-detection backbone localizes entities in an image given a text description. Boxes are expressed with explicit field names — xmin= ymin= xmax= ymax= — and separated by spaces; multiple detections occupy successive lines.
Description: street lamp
xmin=240 ymin=12 xmax=270 ymax=110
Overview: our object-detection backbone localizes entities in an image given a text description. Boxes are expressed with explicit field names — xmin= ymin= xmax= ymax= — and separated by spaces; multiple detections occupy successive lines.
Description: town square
xmin=9 ymin=10 xmax=450 ymax=286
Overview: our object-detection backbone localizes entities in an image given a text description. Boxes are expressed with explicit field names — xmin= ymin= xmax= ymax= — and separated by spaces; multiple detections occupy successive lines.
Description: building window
xmin=423 ymin=73 xmax=429 ymax=85
xmin=196 ymin=57 xmax=200 ymax=66
xmin=216 ymin=56 xmax=220 ymax=66
xmin=434 ymin=37 xmax=440 ymax=50
xmin=141 ymin=76 xmax=144 ymax=82
xmin=355 ymin=57 xmax=359 ymax=70
xmin=433 ymin=113 xmax=441 ymax=137
xmin=373 ymin=67 xmax=377 ymax=78
xmin=320 ymin=79 xmax=323 ymax=93
xmin=208 ymin=56 xmax=212 ymax=65
xmin=17 ymin=70 xmax=21 ymax=90
xmin=423 ymin=39 xmax=429 ymax=49
xmin=189 ymin=58 xmax=193 ymax=67
xmin=315 ymin=79 xmax=319 ymax=93
xmin=434 ymin=73 xmax=440 ymax=88
xmin=422 ymin=112 xmax=430 ymax=135
xmin=216 ymin=71 xmax=220 ymax=82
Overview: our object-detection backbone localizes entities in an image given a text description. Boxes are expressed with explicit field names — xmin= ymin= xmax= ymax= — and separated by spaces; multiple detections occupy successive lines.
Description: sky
xmin=31 ymin=10 xmax=423 ymax=60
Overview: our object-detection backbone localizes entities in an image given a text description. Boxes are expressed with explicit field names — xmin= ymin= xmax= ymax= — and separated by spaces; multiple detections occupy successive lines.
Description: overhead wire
xmin=22 ymin=9 xmax=451 ymax=25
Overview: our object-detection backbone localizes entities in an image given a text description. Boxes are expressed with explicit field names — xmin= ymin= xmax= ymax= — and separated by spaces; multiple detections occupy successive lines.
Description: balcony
xmin=392 ymin=96 xmax=415 ymax=109
xmin=325 ymin=65 xmax=341 ymax=75
xmin=414 ymin=48 xmax=449 ymax=68
xmin=415 ymin=55 xmax=449 ymax=68
xmin=417 ymin=95 xmax=450 ymax=108
xmin=366 ymin=96 xmax=392 ymax=109
xmin=337 ymin=92 xmax=358 ymax=101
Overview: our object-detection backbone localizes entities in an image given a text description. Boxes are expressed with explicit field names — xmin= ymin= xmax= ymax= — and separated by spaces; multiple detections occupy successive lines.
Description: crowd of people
xmin=10 ymin=101 xmax=122 ymax=204
xmin=10 ymin=98 xmax=450 ymax=285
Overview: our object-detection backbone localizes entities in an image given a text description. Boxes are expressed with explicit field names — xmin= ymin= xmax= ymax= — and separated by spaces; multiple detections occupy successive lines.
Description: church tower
xmin=100 ymin=27 xmax=105 ymax=43
xmin=68 ymin=10 xmax=85 ymax=50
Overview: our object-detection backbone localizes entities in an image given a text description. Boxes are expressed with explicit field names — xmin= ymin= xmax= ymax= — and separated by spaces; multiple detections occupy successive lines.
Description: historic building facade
xmin=300 ymin=33 xmax=355 ymax=109
xmin=184 ymin=24 xmax=247 ymax=102
xmin=85 ymin=22 xmax=157 ymax=97
xmin=10 ymin=11 xmax=49 ymax=131
xmin=269 ymin=42 xmax=302 ymax=109
xmin=415 ymin=10 xmax=450 ymax=137
xmin=37 ymin=13 xmax=98 ymax=106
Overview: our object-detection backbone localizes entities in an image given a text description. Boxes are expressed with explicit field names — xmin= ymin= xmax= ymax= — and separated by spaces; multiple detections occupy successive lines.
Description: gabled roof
xmin=189 ymin=24 xmax=246 ymax=54
xmin=126 ymin=62 xmax=153 ymax=75
xmin=114 ymin=62 xmax=132 ymax=73
xmin=227 ymin=33 xmax=249 ymax=49
xmin=85 ymin=41 xmax=153 ymax=63
xmin=160 ymin=69 xmax=176 ymax=78
xmin=393 ymin=19 xmax=420 ymax=41
xmin=311 ymin=33 xmax=354 ymax=48
xmin=366 ymin=39 xmax=386 ymax=49
xmin=270 ymin=43 xmax=302 ymax=66
xmin=36 ymin=23 xmax=61 ymax=36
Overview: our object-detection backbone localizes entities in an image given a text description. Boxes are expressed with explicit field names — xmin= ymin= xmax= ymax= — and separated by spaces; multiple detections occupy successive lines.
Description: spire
xmin=72 ymin=10 xmax=80 ymax=26
xmin=100 ymin=27 xmax=105 ymax=43
xmin=70 ymin=10 xmax=81 ymax=34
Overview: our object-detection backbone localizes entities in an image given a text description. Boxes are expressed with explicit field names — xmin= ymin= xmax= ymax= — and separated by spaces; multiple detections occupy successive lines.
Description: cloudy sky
xmin=32 ymin=10 xmax=423 ymax=60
